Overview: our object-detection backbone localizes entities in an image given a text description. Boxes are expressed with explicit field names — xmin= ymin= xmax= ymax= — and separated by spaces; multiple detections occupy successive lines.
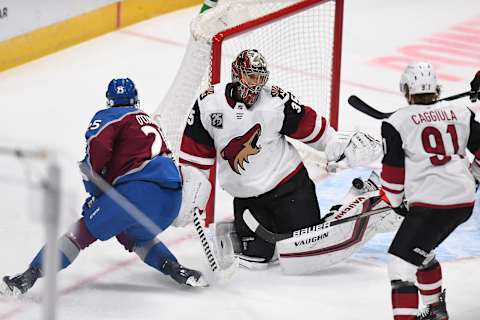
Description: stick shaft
xmin=243 ymin=206 xmax=391 ymax=244
xmin=348 ymin=91 xmax=470 ymax=120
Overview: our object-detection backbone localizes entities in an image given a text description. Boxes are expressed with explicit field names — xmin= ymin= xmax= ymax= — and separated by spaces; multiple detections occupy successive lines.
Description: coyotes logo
xmin=221 ymin=124 xmax=262 ymax=174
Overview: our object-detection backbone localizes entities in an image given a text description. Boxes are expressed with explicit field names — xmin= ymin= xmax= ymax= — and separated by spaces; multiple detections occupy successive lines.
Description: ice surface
xmin=0 ymin=1 xmax=479 ymax=319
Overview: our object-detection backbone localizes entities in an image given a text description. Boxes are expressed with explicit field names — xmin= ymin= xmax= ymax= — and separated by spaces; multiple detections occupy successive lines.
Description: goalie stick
xmin=348 ymin=91 xmax=471 ymax=120
xmin=243 ymin=205 xmax=391 ymax=244
xmin=192 ymin=208 xmax=238 ymax=282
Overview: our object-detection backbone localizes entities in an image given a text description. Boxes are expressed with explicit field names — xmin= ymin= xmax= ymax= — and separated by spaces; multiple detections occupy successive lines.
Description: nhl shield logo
xmin=210 ymin=113 xmax=223 ymax=128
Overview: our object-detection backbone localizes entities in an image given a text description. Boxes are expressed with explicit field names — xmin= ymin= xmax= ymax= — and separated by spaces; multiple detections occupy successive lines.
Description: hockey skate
xmin=0 ymin=267 xmax=41 ymax=296
xmin=162 ymin=260 xmax=208 ymax=287
xmin=417 ymin=290 xmax=449 ymax=320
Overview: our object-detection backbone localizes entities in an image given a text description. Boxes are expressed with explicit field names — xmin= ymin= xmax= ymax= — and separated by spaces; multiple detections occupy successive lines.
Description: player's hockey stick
xmin=243 ymin=206 xmax=391 ymax=244
xmin=348 ymin=91 xmax=471 ymax=120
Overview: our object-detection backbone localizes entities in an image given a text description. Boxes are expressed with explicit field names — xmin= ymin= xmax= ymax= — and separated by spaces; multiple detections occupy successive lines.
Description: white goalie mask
xmin=400 ymin=62 xmax=439 ymax=96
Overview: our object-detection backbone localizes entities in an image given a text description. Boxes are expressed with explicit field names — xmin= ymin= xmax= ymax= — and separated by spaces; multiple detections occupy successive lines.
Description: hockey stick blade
xmin=347 ymin=95 xmax=392 ymax=119
xmin=348 ymin=91 xmax=470 ymax=120
xmin=243 ymin=206 xmax=391 ymax=244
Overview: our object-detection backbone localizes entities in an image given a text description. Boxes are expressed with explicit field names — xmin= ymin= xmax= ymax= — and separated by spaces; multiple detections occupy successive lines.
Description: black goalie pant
xmin=388 ymin=205 xmax=473 ymax=266
xmin=233 ymin=165 xmax=321 ymax=261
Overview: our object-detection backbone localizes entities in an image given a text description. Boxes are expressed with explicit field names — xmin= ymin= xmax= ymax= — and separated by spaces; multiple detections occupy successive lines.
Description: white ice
xmin=0 ymin=1 xmax=479 ymax=319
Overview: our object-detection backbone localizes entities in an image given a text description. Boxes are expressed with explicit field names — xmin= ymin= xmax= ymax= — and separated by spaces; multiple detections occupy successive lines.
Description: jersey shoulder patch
xmin=199 ymin=86 xmax=214 ymax=101
xmin=270 ymin=85 xmax=287 ymax=99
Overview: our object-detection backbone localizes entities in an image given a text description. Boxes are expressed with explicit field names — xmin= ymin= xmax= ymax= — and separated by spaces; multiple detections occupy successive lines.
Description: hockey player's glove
xmin=82 ymin=196 xmax=96 ymax=211
xmin=470 ymin=71 xmax=480 ymax=103
xmin=78 ymin=160 xmax=103 ymax=197
xmin=392 ymin=201 xmax=409 ymax=217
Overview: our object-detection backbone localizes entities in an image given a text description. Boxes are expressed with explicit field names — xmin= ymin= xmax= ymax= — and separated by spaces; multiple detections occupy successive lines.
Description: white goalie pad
xmin=209 ymin=220 xmax=241 ymax=257
xmin=173 ymin=166 xmax=212 ymax=228
xmin=205 ymin=221 xmax=239 ymax=280
xmin=276 ymin=172 xmax=402 ymax=275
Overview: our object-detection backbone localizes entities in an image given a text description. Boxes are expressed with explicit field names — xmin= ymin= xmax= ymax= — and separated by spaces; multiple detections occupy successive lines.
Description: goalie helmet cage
xmin=154 ymin=0 xmax=344 ymax=225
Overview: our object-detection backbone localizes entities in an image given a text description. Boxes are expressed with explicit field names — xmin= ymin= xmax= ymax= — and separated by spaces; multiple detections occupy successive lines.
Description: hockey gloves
xmin=82 ymin=196 xmax=96 ymax=211
xmin=470 ymin=71 xmax=480 ymax=103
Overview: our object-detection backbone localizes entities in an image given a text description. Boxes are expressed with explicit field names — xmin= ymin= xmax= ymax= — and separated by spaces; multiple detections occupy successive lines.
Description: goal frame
xmin=205 ymin=0 xmax=344 ymax=225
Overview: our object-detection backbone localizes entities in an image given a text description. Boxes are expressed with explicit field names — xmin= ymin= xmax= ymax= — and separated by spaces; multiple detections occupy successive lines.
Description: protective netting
xmin=154 ymin=0 xmax=339 ymax=162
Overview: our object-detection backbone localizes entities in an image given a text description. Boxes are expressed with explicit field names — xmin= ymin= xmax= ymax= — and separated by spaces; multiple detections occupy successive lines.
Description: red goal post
xmin=154 ymin=0 xmax=344 ymax=226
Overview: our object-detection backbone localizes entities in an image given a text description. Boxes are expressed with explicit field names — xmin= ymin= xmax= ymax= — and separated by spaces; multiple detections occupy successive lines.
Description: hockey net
xmin=154 ymin=0 xmax=343 ymax=224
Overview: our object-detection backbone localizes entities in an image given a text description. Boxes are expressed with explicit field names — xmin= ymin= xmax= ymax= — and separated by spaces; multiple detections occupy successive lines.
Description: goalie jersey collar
xmin=225 ymin=82 xmax=246 ymax=109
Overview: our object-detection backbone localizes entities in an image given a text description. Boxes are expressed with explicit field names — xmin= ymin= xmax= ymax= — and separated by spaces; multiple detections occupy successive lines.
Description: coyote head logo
xmin=221 ymin=124 xmax=262 ymax=174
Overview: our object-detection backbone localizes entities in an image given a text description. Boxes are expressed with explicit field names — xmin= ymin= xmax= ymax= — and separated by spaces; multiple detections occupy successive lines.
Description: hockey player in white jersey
xmin=381 ymin=63 xmax=480 ymax=320
xmin=179 ymin=49 xmax=383 ymax=269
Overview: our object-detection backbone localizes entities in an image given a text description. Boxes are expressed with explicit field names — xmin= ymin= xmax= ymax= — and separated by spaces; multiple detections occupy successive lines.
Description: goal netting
xmin=154 ymin=0 xmax=343 ymax=223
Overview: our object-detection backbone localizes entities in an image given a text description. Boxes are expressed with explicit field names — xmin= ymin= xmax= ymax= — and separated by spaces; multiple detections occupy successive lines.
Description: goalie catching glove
xmin=325 ymin=131 xmax=382 ymax=167
xmin=172 ymin=166 xmax=211 ymax=228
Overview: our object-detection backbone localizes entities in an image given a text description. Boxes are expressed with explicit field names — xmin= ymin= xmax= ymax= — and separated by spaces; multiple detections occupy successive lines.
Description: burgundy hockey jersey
xmin=83 ymin=106 xmax=171 ymax=187
xmin=380 ymin=101 xmax=480 ymax=209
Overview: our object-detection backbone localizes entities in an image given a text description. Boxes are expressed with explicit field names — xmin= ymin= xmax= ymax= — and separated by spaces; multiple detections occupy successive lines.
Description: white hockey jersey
xmin=380 ymin=100 xmax=480 ymax=209
xmin=179 ymin=82 xmax=334 ymax=198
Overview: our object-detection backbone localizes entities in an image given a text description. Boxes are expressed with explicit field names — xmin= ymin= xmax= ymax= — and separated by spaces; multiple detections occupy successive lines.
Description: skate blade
xmin=185 ymin=276 xmax=209 ymax=288
xmin=0 ymin=278 xmax=21 ymax=297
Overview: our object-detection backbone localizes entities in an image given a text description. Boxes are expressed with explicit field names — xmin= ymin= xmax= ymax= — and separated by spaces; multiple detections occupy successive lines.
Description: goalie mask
xmin=400 ymin=62 xmax=440 ymax=97
xmin=231 ymin=49 xmax=270 ymax=107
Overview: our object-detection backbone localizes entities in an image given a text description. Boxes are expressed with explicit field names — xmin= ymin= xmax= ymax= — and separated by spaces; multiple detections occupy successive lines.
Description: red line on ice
xmin=0 ymin=233 xmax=195 ymax=319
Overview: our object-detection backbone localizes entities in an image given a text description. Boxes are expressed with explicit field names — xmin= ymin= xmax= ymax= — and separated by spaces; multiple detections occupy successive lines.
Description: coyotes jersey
xmin=380 ymin=101 xmax=480 ymax=209
xmin=179 ymin=82 xmax=334 ymax=198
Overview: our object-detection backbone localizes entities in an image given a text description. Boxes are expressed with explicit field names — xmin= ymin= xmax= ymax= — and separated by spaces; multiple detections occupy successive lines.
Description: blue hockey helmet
xmin=106 ymin=78 xmax=139 ymax=107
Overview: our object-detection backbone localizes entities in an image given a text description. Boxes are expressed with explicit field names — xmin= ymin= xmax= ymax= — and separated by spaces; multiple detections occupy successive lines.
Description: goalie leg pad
xmin=276 ymin=218 xmax=371 ymax=274
xmin=211 ymin=221 xmax=241 ymax=255
xmin=213 ymin=221 xmax=277 ymax=270
xmin=277 ymin=175 xmax=390 ymax=275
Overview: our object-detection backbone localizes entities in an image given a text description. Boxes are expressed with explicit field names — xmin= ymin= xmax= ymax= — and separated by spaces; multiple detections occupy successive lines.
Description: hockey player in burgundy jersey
xmin=381 ymin=64 xmax=480 ymax=320
xmin=1 ymin=79 xmax=207 ymax=296
xmin=179 ymin=49 xmax=382 ymax=268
